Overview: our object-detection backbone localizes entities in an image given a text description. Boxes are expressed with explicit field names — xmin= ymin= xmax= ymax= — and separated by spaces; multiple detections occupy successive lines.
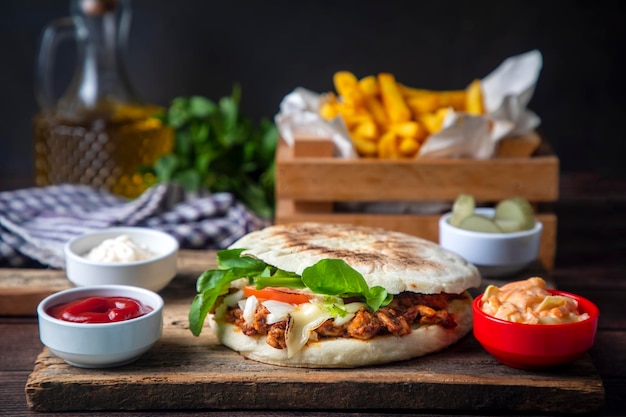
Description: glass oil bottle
xmin=34 ymin=0 xmax=173 ymax=198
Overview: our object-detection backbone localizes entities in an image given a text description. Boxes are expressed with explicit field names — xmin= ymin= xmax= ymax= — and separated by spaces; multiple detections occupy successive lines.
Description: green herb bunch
xmin=145 ymin=86 xmax=278 ymax=219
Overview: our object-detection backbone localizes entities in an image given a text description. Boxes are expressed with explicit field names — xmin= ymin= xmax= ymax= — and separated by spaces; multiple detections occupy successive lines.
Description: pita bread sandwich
xmin=189 ymin=222 xmax=481 ymax=368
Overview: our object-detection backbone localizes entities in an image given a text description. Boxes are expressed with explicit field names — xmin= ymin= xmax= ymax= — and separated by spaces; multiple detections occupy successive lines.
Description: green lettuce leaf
xmin=301 ymin=259 xmax=392 ymax=311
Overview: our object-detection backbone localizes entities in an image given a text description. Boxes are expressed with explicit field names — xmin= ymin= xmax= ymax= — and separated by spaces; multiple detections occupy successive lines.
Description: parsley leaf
xmin=143 ymin=86 xmax=278 ymax=219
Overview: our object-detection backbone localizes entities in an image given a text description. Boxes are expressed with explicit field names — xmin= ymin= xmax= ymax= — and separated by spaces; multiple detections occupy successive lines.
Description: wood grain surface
xmin=274 ymin=134 xmax=559 ymax=202
xmin=3 ymin=251 xmax=604 ymax=414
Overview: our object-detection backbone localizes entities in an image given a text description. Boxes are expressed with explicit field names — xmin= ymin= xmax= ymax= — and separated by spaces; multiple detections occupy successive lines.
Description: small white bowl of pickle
xmin=439 ymin=195 xmax=542 ymax=277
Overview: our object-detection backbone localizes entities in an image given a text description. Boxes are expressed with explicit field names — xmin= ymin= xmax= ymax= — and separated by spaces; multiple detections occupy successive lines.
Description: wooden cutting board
xmin=1 ymin=251 xmax=605 ymax=413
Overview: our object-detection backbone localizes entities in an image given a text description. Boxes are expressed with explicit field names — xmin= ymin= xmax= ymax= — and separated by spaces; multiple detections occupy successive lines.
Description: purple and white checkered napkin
xmin=0 ymin=184 xmax=269 ymax=268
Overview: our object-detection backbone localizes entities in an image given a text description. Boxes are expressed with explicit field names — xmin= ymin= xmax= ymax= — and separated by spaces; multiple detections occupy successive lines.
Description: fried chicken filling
xmin=222 ymin=292 xmax=464 ymax=350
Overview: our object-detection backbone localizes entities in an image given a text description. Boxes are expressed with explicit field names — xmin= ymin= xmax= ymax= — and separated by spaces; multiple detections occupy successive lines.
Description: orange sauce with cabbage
xmin=480 ymin=277 xmax=589 ymax=324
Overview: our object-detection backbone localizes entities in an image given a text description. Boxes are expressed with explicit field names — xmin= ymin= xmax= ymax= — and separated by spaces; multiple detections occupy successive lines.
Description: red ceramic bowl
xmin=472 ymin=290 xmax=599 ymax=369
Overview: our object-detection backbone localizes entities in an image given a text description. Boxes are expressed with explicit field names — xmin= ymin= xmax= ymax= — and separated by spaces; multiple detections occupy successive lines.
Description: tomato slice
xmin=243 ymin=286 xmax=310 ymax=305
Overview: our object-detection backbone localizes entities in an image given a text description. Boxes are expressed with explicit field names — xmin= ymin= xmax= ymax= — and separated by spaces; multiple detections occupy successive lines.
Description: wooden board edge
xmin=24 ymin=351 xmax=605 ymax=413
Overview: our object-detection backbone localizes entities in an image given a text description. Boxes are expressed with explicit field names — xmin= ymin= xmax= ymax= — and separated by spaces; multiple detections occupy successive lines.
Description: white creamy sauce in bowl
xmin=84 ymin=234 xmax=156 ymax=263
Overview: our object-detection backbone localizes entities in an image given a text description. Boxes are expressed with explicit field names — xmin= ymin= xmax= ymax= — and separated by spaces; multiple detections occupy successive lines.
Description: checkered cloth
xmin=0 ymin=184 xmax=269 ymax=268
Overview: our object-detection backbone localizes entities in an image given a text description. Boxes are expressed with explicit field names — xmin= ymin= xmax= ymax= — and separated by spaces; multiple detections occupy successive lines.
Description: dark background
xmin=1 ymin=0 xmax=625 ymax=189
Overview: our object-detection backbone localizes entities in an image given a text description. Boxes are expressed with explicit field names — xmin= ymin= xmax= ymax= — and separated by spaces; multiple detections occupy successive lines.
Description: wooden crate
xmin=275 ymin=132 xmax=559 ymax=270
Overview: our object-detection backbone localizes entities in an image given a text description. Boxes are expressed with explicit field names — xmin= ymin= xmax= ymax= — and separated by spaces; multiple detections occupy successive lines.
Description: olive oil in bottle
xmin=34 ymin=105 xmax=173 ymax=198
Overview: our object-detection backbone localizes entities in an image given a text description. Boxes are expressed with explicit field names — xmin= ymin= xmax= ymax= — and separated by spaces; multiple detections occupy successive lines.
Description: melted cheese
xmin=480 ymin=277 xmax=589 ymax=324
xmin=285 ymin=303 xmax=331 ymax=358
xmin=236 ymin=297 xmax=331 ymax=357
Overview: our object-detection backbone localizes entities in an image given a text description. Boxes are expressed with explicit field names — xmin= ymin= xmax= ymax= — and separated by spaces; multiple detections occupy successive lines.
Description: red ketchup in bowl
xmin=47 ymin=296 xmax=153 ymax=323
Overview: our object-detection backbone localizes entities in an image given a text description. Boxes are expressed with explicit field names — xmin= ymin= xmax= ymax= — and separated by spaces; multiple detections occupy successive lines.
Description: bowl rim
xmin=37 ymin=284 xmax=164 ymax=328
xmin=64 ymin=227 xmax=179 ymax=267
xmin=440 ymin=207 xmax=543 ymax=239
xmin=472 ymin=289 xmax=600 ymax=328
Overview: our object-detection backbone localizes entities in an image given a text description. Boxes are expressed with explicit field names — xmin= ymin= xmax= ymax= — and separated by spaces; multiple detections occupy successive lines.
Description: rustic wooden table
xmin=0 ymin=172 xmax=625 ymax=416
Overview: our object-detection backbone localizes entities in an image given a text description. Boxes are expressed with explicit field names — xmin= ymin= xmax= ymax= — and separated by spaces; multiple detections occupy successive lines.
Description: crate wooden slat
xmin=275 ymin=132 xmax=559 ymax=270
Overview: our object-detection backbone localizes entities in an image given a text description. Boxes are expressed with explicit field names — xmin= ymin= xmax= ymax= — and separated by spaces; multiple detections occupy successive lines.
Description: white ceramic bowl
xmin=37 ymin=285 xmax=163 ymax=368
xmin=65 ymin=227 xmax=179 ymax=292
xmin=439 ymin=208 xmax=543 ymax=277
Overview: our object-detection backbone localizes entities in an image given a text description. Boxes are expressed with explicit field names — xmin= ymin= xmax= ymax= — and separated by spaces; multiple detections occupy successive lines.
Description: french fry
xmin=399 ymin=136 xmax=420 ymax=157
xmin=333 ymin=71 xmax=364 ymax=106
xmin=406 ymin=90 xmax=466 ymax=115
xmin=364 ymin=96 xmax=389 ymax=128
xmin=351 ymin=135 xmax=378 ymax=157
xmin=352 ymin=120 xmax=379 ymax=141
xmin=318 ymin=93 xmax=340 ymax=120
xmin=399 ymin=84 xmax=432 ymax=97
xmin=319 ymin=103 xmax=337 ymax=120
xmin=406 ymin=93 xmax=440 ymax=116
xmin=377 ymin=131 xmax=401 ymax=158
xmin=465 ymin=79 xmax=484 ymax=115
xmin=336 ymin=103 xmax=372 ymax=128
xmin=439 ymin=90 xmax=466 ymax=111
xmin=378 ymin=73 xmax=412 ymax=124
xmin=358 ymin=76 xmax=379 ymax=97
xmin=419 ymin=107 xmax=448 ymax=135
xmin=389 ymin=121 xmax=423 ymax=138
xmin=319 ymin=103 xmax=339 ymax=120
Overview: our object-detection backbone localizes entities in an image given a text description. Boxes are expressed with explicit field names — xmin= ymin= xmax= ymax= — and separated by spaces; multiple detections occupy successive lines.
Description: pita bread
xmin=210 ymin=294 xmax=473 ymax=368
xmin=230 ymin=222 xmax=481 ymax=294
